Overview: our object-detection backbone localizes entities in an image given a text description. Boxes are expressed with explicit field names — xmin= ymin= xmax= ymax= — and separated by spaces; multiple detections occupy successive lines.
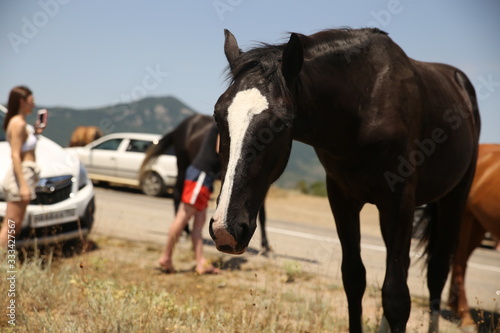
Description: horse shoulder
xmin=471 ymin=146 xmax=500 ymax=195
xmin=466 ymin=147 xmax=500 ymax=235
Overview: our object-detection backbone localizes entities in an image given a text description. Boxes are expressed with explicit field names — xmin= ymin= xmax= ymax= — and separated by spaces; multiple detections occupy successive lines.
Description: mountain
xmin=29 ymin=96 xmax=196 ymax=147
xmin=30 ymin=96 xmax=325 ymax=188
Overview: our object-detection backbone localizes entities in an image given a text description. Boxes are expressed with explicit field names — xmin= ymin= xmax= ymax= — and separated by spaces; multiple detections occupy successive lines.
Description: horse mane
xmin=224 ymin=28 xmax=388 ymax=108
xmin=302 ymin=28 xmax=387 ymax=58
xmin=226 ymin=28 xmax=387 ymax=75
xmin=226 ymin=43 xmax=288 ymax=95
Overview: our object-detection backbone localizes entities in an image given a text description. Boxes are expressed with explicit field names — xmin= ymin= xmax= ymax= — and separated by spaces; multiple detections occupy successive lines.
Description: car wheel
xmin=141 ymin=171 xmax=165 ymax=196
xmin=81 ymin=196 xmax=96 ymax=230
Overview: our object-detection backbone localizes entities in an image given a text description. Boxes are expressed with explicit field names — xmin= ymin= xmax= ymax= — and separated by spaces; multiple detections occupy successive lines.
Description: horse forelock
xmin=226 ymin=44 xmax=282 ymax=79
xmin=224 ymin=44 xmax=292 ymax=102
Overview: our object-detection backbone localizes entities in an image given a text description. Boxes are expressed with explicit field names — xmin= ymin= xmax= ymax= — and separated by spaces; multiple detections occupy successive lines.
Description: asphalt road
xmin=91 ymin=185 xmax=500 ymax=317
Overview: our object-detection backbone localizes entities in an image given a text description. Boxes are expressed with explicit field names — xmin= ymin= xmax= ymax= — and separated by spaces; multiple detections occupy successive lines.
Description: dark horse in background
xmin=139 ymin=114 xmax=271 ymax=253
xmin=209 ymin=28 xmax=480 ymax=332
xmin=447 ymin=144 xmax=500 ymax=330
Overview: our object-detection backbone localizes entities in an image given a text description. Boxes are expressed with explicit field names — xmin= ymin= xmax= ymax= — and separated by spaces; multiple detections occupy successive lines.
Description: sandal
xmin=156 ymin=260 xmax=176 ymax=274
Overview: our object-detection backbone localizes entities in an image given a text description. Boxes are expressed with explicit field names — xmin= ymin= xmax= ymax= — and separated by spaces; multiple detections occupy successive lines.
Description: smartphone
xmin=37 ymin=109 xmax=48 ymax=129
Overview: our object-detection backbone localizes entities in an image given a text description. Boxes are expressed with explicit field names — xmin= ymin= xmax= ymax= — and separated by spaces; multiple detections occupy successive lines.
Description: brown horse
xmin=448 ymin=143 xmax=500 ymax=329
xmin=68 ymin=126 xmax=103 ymax=147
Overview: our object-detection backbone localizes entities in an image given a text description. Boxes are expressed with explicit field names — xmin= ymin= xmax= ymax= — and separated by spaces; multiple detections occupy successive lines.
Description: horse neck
xmin=288 ymin=30 xmax=405 ymax=151
xmin=290 ymin=63 xmax=372 ymax=153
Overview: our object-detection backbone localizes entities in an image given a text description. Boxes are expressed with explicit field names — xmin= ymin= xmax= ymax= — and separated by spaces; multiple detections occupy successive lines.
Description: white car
xmin=0 ymin=105 xmax=95 ymax=248
xmin=65 ymin=133 xmax=177 ymax=196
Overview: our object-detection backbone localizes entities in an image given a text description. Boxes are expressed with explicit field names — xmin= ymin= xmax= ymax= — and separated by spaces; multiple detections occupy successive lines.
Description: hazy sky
xmin=1 ymin=0 xmax=499 ymax=142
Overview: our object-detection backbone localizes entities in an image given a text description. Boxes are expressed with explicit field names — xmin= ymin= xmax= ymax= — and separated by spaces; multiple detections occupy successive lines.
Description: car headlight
xmin=78 ymin=163 xmax=89 ymax=190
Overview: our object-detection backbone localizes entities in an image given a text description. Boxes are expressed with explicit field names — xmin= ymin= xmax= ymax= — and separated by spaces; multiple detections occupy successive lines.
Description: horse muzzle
xmin=209 ymin=217 xmax=253 ymax=255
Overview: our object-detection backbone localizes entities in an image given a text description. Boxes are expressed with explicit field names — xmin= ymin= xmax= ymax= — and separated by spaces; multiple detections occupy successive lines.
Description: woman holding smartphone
xmin=0 ymin=86 xmax=46 ymax=249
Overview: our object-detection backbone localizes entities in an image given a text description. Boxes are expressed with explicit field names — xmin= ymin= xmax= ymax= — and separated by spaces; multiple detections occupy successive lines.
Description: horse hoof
xmin=259 ymin=247 xmax=274 ymax=257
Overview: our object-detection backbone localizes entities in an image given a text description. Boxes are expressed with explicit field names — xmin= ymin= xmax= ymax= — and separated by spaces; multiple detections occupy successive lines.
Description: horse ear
xmin=224 ymin=29 xmax=241 ymax=69
xmin=282 ymin=33 xmax=304 ymax=86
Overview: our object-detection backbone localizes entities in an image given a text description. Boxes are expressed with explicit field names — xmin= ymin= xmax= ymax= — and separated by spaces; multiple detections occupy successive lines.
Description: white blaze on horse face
xmin=212 ymin=88 xmax=269 ymax=227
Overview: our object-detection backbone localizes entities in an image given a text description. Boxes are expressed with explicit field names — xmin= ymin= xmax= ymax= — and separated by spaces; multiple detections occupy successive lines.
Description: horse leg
xmin=326 ymin=178 xmax=365 ymax=333
xmin=258 ymin=204 xmax=271 ymax=254
xmin=376 ymin=186 xmax=414 ymax=333
xmin=427 ymin=162 xmax=476 ymax=333
xmin=449 ymin=213 xmax=485 ymax=328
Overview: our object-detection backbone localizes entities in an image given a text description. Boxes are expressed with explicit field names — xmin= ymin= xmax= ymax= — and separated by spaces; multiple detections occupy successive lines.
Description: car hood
xmin=0 ymin=135 xmax=80 ymax=179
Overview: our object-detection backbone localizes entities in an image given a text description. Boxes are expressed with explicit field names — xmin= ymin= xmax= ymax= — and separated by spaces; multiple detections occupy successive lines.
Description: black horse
xmin=209 ymin=28 xmax=480 ymax=332
xmin=140 ymin=114 xmax=270 ymax=253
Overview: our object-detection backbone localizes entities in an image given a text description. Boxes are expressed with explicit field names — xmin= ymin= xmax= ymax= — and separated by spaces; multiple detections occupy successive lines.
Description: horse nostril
xmin=210 ymin=217 xmax=238 ymax=251
xmin=217 ymin=244 xmax=236 ymax=254
xmin=239 ymin=222 xmax=250 ymax=240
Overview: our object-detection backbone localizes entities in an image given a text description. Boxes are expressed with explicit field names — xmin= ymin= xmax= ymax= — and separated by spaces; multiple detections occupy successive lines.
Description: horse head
xmin=209 ymin=30 xmax=304 ymax=254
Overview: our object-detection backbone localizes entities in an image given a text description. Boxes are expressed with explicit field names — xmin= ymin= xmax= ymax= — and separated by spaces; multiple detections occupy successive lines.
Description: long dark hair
xmin=3 ymin=86 xmax=32 ymax=130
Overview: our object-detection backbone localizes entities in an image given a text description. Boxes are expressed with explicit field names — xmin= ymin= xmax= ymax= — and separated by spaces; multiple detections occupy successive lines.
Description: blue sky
xmin=1 ymin=0 xmax=499 ymax=142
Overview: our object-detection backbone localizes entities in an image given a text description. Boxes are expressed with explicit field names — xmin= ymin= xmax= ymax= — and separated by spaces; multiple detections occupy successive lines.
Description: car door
xmin=114 ymin=138 xmax=154 ymax=182
xmin=87 ymin=138 xmax=123 ymax=177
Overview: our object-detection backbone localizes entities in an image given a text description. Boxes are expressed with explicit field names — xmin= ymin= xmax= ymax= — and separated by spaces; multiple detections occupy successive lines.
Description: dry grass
xmin=0 ymin=236 xmax=496 ymax=333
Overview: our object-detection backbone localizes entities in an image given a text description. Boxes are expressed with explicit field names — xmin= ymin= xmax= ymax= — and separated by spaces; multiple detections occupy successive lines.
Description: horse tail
xmin=414 ymin=203 xmax=439 ymax=263
xmin=139 ymin=131 xmax=174 ymax=180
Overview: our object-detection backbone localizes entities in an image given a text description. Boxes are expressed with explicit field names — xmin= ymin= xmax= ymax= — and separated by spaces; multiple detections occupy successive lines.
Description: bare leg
xmin=158 ymin=202 xmax=196 ymax=271
xmin=191 ymin=208 xmax=220 ymax=274
xmin=0 ymin=201 xmax=29 ymax=249
xmin=191 ymin=208 xmax=207 ymax=271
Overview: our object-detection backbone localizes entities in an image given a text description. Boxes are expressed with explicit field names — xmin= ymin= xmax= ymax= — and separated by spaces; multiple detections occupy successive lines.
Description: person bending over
xmin=158 ymin=123 xmax=220 ymax=274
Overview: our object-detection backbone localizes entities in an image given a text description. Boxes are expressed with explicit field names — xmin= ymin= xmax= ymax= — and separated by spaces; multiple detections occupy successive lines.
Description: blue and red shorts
xmin=182 ymin=166 xmax=214 ymax=211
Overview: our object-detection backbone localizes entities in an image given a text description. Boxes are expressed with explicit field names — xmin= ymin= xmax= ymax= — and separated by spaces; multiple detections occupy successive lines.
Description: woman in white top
xmin=0 ymin=86 xmax=45 ymax=249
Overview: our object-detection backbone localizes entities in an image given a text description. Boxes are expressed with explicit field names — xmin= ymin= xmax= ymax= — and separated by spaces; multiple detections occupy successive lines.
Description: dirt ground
xmin=203 ymin=187 xmax=497 ymax=332
xmin=79 ymin=184 xmax=496 ymax=332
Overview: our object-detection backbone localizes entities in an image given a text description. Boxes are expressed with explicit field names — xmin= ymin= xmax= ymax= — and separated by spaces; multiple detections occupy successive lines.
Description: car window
xmin=126 ymin=139 xmax=152 ymax=153
xmin=92 ymin=138 xmax=122 ymax=151
xmin=163 ymin=145 xmax=175 ymax=156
